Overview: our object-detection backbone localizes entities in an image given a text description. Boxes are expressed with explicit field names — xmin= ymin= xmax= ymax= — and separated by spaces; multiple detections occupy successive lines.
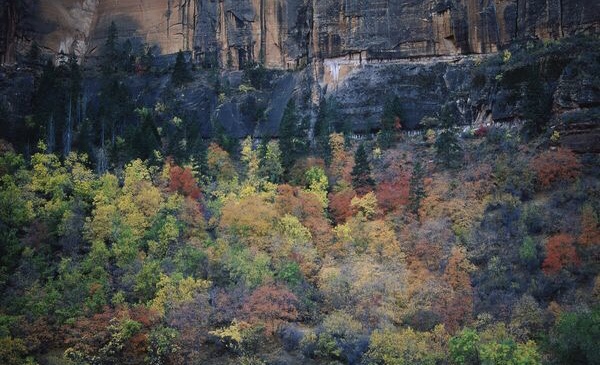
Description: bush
xmin=530 ymin=148 xmax=581 ymax=190
xmin=551 ymin=307 xmax=600 ymax=365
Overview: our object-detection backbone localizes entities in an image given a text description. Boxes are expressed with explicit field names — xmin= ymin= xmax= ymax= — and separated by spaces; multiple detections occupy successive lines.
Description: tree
xmin=279 ymin=99 xmax=306 ymax=173
xmin=449 ymin=328 xmax=480 ymax=365
xmin=102 ymin=21 xmax=119 ymax=75
xmin=579 ymin=204 xmax=599 ymax=247
xmin=242 ymin=284 xmax=299 ymax=335
xmin=168 ymin=164 xmax=202 ymax=200
xmin=551 ymin=307 xmax=600 ymax=365
xmin=366 ymin=325 xmax=448 ymax=365
xmin=172 ymin=50 xmax=191 ymax=86
xmin=328 ymin=188 xmax=356 ymax=224
xmin=542 ymin=234 xmax=580 ymax=275
xmin=522 ymin=66 xmax=552 ymax=138
xmin=409 ymin=161 xmax=425 ymax=215
xmin=435 ymin=108 xmax=462 ymax=168
xmin=379 ymin=96 xmax=403 ymax=149
xmin=530 ymin=148 xmax=581 ymax=190
xmin=376 ymin=176 xmax=410 ymax=214
xmin=351 ymin=143 xmax=374 ymax=195
xmin=259 ymin=140 xmax=283 ymax=184
xmin=304 ymin=166 xmax=329 ymax=208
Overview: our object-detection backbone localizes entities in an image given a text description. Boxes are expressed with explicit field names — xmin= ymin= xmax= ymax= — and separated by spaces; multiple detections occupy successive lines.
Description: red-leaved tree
xmin=242 ymin=284 xmax=298 ymax=335
xmin=542 ymin=234 xmax=581 ymax=275
xmin=530 ymin=148 xmax=581 ymax=189
xmin=169 ymin=165 xmax=202 ymax=200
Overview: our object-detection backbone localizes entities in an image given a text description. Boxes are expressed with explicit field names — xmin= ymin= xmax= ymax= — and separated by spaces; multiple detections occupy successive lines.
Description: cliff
xmin=2 ymin=0 xmax=599 ymax=67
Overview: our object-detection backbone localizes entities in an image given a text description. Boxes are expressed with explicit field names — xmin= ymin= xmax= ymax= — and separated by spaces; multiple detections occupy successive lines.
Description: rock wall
xmin=2 ymin=0 xmax=598 ymax=67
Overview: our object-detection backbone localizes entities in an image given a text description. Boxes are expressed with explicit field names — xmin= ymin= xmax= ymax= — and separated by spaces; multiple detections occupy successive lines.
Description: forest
xmin=0 ymin=24 xmax=599 ymax=365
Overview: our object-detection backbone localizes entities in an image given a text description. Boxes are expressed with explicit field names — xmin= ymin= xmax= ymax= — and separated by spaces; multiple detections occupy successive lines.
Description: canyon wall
xmin=2 ymin=0 xmax=599 ymax=66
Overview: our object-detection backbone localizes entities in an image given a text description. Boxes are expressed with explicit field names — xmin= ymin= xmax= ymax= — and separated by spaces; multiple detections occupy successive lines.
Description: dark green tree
xmin=435 ymin=105 xmax=462 ymax=168
xmin=172 ymin=50 xmax=191 ymax=86
xmin=314 ymin=98 xmax=339 ymax=161
xmin=409 ymin=161 xmax=425 ymax=214
xmin=551 ymin=307 xmax=600 ymax=365
xmin=102 ymin=21 xmax=119 ymax=75
xmin=279 ymin=99 xmax=307 ymax=173
xmin=351 ymin=143 xmax=375 ymax=194
xmin=522 ymin=66 xmax=552 ymax=139
xmin=379 ymin=95 xmax=403 ymax=149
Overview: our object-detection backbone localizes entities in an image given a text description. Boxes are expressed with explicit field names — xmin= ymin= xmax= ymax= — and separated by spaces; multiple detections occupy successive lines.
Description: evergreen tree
xmin=522 ymin=66 xmax=552 ymax=139
xmin=259 ymin=140 xmax=284 ymax=184
xmin=314 ymin=98 xmax=338 ymax=161
xmin=351 ymin=143 xmax=375 ymax=194
xmin=409 ymin=161 xmax=425 ymax=214
xmin=279 ymin=99 xmax=306 ymax=173
xmin=102 ymin=21 xmax=119 ymax=75
xmin=435 ymin=105 xmax=462 ymax=168
xmin=379 ymin=96 xmax=403 ymax=149
xmin=172 ymin=50 xmax=191 ymax=86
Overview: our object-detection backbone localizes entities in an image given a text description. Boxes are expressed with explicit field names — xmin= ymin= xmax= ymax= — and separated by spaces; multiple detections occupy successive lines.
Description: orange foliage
xmin=63 ymin=306 xmax=159 ymax=361
xmin=276 ymin=185 xmax=332 ymax=253
xmin=441 ymin=247 xmax=474 ymax=332
xmin=243 ymin=284 xmax=299 ymax=335
xmin=169 ymin=164 xmax=202 ymax=200
xmin=530 ymin=148 xmax=581 ymax=189
xmin=376 ymin=175 xmax=410 ymax=214
xmin=542 ymin=234 xmax=581 ymax=275
xmin=579 ymin=205 xmax=599 ymax=247
xmin=328 ymin=188 xmax=356 ymax=224
xmin=288 ymin=157 xmax=325 ymax=185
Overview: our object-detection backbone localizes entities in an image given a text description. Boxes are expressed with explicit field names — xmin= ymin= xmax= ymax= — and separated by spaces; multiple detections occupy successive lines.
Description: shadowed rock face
xmin=2 ymin=0 xmax=598 ymax=66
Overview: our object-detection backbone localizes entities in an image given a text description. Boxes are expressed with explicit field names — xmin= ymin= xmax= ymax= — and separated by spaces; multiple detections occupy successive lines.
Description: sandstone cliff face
xmin=2 ymin=0 xmax=598 ymax=67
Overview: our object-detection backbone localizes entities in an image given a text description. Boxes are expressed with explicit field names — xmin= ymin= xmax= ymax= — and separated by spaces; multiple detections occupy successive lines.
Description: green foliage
xmin=435 ymin=108 xmax=462 ymax=168
xmin=146 ymin=326 xmax=179 ymax=365
xmin=351 ymin=143 xmax=375 ymax=193
xmin=172 ymin=50 xmax=191 ymax=86
xmin=279 ymin=99 xmax=307 ymax=173
xmin=519 ymin=236 xmax=538 ymax=264
xmin=449 ymin=328 xmax=480 ymax=365
xmin=379 ymin=96 xmax=403 ymax=149
xmin=305 ymin=166 xmax=329 ymax=207
xmin=551 ymin=307 xmax=600 ymax=364
xmin=409 ymin=161 xmax=425 ymax=214
xmin=366 ymin=326 xmax=447 ymax=365
xmin=0 ymin=337 xmax=27 ymax=365
xmin=259 ymin=140 xmax=284 ymax=183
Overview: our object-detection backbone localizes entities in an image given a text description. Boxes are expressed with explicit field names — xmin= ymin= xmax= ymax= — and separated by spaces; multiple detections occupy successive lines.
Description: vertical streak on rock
xmin=2 ymin=0 xmax=17 ymax=65
xmin=559 ymin=0 xmax=564 ymax=37
xmin=260 ymin=0 xmax=266 ymax=64
xmin=308 ymin=0 xmax=321 ymax=148
xmin=217 ymin=0 xmax=228 ymax=68
xmin=166 ymin=0 xmax=172 ymax=37
xmin=515 ymin=0 xmax=520 ymax=38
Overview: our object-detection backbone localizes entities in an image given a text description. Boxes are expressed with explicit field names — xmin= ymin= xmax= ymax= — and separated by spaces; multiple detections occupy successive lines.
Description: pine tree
xmin=522 ymin=66 xmax=552 ymax=139
xmin=379 ymin=96 xmax=403 ymax=149
xmin=435 ymin=105 xmax=462 ymax=168
xmin=351 ymin=143 xmax=375 ymax=194
xmin=279 ymin=99 xmax=306 ymax=172
xmin=409 ymin=161 xmax=425 ymax=215
xmin=102 ymin=21 xmax=119 ymax=75
xmin=172 ymin=50 xmax=191 ymax=86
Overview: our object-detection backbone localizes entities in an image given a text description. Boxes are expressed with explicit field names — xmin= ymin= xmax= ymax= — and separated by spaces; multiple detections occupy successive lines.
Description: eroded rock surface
xmin=2 ymin=0 xmax=599 ymax=67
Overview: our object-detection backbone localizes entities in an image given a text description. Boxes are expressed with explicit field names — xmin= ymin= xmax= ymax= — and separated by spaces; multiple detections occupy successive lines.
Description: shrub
xmin=542 ymin=234 xmax=580 ymax=275
xmin=551 ymin=307 xmax=600 ymax=365
xmin=530 ymin=148 xmax=581 ymax=189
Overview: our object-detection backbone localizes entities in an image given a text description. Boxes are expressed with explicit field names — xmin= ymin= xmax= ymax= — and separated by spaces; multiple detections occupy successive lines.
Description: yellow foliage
xmin=350 ymin=192 xmax=378 ymax=219
xmin=150 ymin=274 xmax=211 ymax=316
xmin=219 ymin=195 xmax=277 ymax=249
